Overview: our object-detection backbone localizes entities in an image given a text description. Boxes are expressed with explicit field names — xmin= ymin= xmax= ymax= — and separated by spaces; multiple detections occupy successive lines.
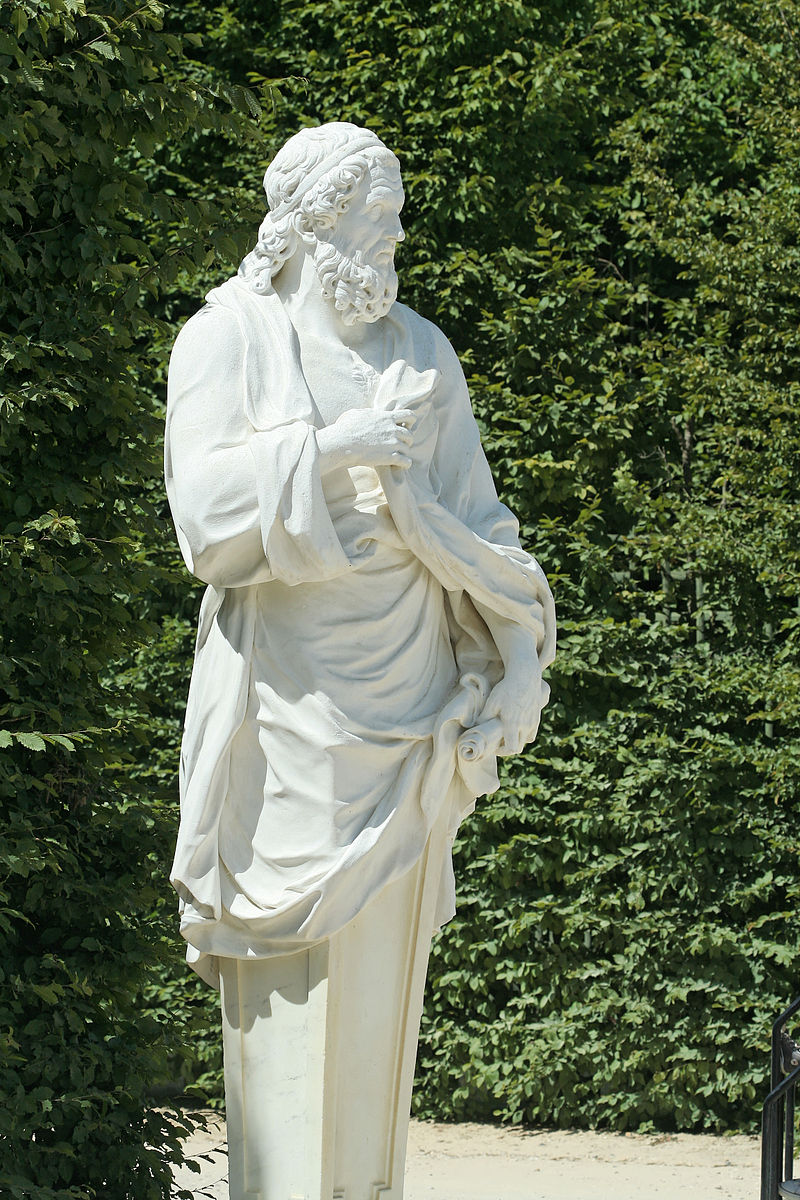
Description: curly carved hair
xmin=238 ymin=122 xmax=399 ymax=294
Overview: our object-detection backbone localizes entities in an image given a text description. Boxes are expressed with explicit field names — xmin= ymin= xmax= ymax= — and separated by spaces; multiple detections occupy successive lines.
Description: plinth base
xmin=219 ymin=803 xmax=451 ymax=1200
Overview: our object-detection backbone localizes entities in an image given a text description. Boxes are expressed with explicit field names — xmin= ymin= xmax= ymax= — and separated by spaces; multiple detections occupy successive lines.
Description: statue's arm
xmin=428 ymin=326 xmax=555 ymax=751
xmin=470 ymin=603 xmax=548 ymax=753
xmin=166 ymin=305 xmax=348 ymax=588
xmin=165 ymin=306 xmax=276 ymax=588
xmin=428 ymin=332 xmax=526 ymax=550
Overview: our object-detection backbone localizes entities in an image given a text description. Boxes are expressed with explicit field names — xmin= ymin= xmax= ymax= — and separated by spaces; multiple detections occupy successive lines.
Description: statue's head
xmin=239 ymin=121 xmax=404 ymax=325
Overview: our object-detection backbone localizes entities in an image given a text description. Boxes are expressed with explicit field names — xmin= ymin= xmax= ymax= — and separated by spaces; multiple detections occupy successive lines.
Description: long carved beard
xmin=313 ymin=241 xmax=398 ymax=325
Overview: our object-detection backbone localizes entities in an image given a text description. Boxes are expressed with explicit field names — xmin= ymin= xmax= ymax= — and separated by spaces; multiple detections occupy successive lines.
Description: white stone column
xmin=219 ymin=801 xmax=452 ymax=1200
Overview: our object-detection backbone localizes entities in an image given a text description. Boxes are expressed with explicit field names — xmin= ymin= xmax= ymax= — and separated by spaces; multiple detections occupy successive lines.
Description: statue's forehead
xmin=366 ymin=152 xmax=403 ymax=194
xmin=366 ymin=178 xmax=405 ymax=213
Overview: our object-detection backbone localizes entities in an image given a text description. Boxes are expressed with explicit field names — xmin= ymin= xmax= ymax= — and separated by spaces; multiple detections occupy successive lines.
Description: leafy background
xmin=1 ymin=0 xmax=799 ymax=1194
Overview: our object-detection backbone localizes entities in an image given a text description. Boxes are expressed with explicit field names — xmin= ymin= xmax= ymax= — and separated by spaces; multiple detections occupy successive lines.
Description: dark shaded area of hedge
xmin=0 ymin=3 xmax=256 ymax=1194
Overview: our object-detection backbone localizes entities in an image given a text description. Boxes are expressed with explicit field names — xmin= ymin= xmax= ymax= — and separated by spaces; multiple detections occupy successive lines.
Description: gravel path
xmin=171 ymin=1113 xmax=761 ymax=1199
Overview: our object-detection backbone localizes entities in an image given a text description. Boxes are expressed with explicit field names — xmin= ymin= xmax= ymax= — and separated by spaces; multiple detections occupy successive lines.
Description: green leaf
xmin=14 ymin=732 xmax=46 ymax=752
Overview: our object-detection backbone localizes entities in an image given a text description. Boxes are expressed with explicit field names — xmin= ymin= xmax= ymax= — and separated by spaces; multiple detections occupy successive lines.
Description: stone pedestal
xmin=219 ymin=808 xmax=450 ymax=1200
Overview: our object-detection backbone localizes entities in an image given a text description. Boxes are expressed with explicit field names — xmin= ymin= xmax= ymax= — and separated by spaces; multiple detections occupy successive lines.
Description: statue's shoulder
xmin=168 ymin=305 xmax=243 ymax=392
xmin=172 ymin=287 xmax=243 ymax=351
xmin=389 ymin=301 xmax=463 ymax=376
xmin=171 ymin=277 xmax=283 ymax=375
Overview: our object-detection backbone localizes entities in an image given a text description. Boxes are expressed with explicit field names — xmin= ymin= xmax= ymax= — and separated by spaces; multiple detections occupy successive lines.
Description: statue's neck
xmin=271 ymin=247 xmax=369 ymax=350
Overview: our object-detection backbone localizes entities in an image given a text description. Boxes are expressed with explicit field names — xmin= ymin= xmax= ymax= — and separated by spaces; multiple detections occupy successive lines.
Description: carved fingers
xmin=476 ymin=676 xmax=546 ymax=757
xmin=388 ymin=408 xmax=417 ymax=444
xmin=320 ymin=407 xmax=419 ymax=470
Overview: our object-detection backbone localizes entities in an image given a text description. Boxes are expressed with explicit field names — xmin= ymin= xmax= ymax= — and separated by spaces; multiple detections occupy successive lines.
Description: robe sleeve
xmin=426 ymin=328 xmax=557 ymax=670
xmin=429 ymin=332 xmax=523 ymax=545
xmin=165 ymin=305 xmax=349 ymax=588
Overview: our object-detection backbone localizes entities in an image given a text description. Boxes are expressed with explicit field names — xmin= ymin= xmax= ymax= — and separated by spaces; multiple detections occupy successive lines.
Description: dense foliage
xmin=3 ymin=6 xmax=799 ymax=1194
xmin=140 ymin=0 xmax=800 ymax=1133
xmin=0 ymin=1 xmax=261 ymax=1194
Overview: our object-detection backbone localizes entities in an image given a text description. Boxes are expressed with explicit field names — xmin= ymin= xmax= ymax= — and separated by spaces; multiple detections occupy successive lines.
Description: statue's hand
xmin=317 ymin=407 xmax=419 ymax=472
xmin=476 ymin=668 xmax=550 ymax=756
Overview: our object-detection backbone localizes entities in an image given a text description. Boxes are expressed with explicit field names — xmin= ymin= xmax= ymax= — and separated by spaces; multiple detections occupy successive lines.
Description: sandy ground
xmin=171 ymin=1113 xmax=761 ymax=1199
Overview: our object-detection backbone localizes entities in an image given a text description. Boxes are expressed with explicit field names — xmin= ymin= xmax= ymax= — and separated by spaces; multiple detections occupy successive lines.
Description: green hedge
xmin=130 ymin=0 xmax=800 ymax=1133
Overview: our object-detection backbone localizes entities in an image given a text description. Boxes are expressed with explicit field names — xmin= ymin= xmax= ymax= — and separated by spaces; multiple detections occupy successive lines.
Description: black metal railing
xmin=761 ymin=997 xmax=800 ymax=1200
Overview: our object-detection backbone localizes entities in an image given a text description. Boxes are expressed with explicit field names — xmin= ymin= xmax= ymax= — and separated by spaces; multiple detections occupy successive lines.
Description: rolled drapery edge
xmin=457 ymin=716 xmax=505 ymax=761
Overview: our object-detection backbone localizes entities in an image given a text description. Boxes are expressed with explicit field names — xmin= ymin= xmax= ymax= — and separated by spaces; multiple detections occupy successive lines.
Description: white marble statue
xmin=165 ymin=121 xmax=555 ymax=1200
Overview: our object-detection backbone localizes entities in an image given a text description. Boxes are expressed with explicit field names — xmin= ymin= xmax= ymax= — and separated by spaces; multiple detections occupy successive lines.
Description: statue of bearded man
xmin=165 ymin=122 xmax=555 ymax=1200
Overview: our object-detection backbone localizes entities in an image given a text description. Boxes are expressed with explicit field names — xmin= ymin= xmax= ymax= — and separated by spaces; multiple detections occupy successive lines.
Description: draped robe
xmin=165 ymin=276 xmax=556 ymax=987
